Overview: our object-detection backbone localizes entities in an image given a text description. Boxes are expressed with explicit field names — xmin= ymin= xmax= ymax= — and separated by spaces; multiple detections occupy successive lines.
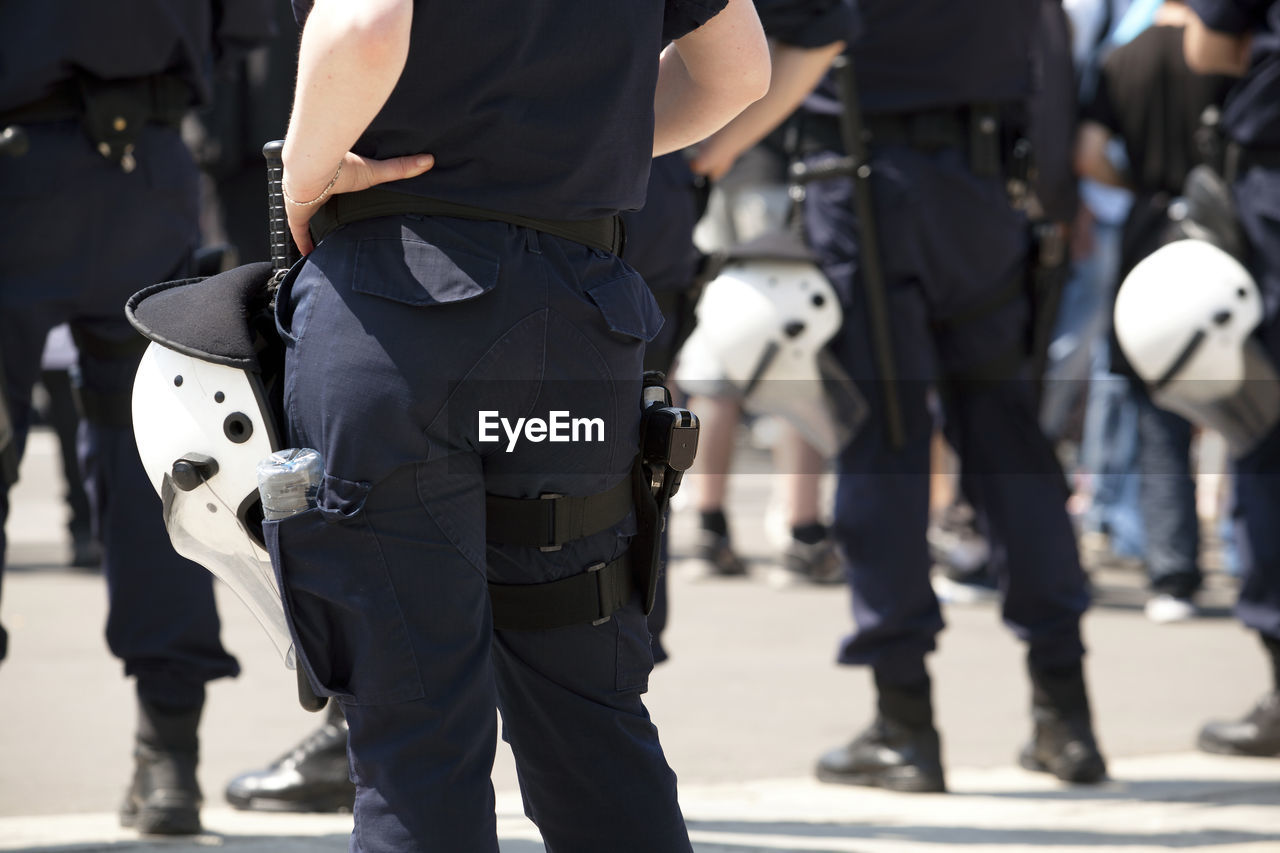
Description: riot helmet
xmin=127 ymin=262 xmax=296 ymax=663
xmin=1114 ymin=239 xmax=1279 ymax=456
xmin=674 ymin=231 xmax=864 ymax=456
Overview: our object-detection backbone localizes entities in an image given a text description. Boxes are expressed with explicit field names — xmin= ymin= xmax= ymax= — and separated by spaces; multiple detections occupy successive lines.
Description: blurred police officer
xmin=271 ymin=1 xmax=767 ymax=849
xmin=0 ymin=0 xmax=270 ymax=834
xmin=629 ymin=0 xmax=852 ymax=658
xmin=1184 ymin=0 xmax=1280 ymax=757
xmin=798 ymin=0 xmax=1107 ymax=791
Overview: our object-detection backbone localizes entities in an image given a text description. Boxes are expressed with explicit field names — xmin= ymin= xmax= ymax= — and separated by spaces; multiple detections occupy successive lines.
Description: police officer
xmin=272 ymin=0 xmax=768 ymax=849
xmin=1183 ymin=0 xmax=1280 ymax=756
xmin=628 ymin=0 xmax=853 ymax=658
xmin=797 ymin=0 xmax=1107 ymax=791
xmin=224 ymin=0 xmax=842 ymax=814
xmin=0 ymin=0 xmax=269 ymax=834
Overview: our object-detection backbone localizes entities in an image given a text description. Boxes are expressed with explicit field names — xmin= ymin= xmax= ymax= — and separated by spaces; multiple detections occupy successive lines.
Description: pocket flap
xmin=353 ymin=237 xmax=499 ymax=306
xmin=585 ymin=271 xmax=665 ymax=342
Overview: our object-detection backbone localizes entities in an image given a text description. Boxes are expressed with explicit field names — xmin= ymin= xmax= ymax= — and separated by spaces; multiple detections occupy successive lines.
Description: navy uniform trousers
xmin=1231 ymin=163 xmax=1280 ymax=643
xmin=271 ymin=214 xmax=692 ymax=853
xmin=802 ymin=143 xmax=1091 ymax=685
xmin=0 ymin=120 xmax=239 ymax=705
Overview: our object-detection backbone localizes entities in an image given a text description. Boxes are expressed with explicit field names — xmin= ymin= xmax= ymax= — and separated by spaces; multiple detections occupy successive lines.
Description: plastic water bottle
xmin=257 ymin=448 xmax=325 ymax=520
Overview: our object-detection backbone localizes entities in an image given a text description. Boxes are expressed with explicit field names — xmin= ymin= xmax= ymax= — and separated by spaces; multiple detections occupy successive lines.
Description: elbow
xmin=733 ymin=52 xmax=772 ymax=110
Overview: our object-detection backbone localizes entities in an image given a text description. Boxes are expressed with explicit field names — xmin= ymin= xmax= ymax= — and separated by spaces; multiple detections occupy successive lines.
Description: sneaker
xmin=931 ymin=564 xmax=1000 ymax=604
xmin=771 ymin=537 xmax=843 ymax=586
xmin=690 ymin=529 xmax=748 ymax=577
xmin=1144 ymin=594 xmax=1198 ymax=624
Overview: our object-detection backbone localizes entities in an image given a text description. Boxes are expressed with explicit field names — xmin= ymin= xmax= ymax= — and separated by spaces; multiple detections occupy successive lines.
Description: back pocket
xmin=353 ymin=237 xmax=500 ymax=306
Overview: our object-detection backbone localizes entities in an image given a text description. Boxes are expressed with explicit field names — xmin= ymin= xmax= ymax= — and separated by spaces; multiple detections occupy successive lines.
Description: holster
xmin=483 ymin=375 xmax=698 ymax=629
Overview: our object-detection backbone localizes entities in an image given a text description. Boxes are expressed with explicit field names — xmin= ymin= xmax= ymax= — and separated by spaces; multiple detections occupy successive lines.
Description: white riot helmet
xmin=127 ymin=262 xmax=296 ymax=665
xmin=675 ymin=231 xmax=864 ymax=456
xmin=1114 ymin=239 xmax=1280 ymax=456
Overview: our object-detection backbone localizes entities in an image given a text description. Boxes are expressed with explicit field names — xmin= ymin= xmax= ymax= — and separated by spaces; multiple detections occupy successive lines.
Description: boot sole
xmin=816 ymin=766 xmax=947 ymax=793
xmin=226 ymin=788 xmax=355 ymax=813
xmin=1196 ymin=734 xmax=1280 ymax=757
xmin=120 ymin=804 xmax=202 ymax=836
xmin=1018 ymin=751 xmax=1107 ymax=785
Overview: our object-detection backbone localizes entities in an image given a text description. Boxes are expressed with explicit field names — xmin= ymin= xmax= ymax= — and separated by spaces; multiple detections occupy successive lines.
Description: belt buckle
xmin=586 ymin=562 xmax=610 ymax=626
xmin=539 ymin=492 xmax=564 ymax=552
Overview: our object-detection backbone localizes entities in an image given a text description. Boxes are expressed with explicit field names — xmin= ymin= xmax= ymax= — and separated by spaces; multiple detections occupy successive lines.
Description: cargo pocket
xmin=265 ymin=473 xmax=425 ymax=705
xmin=585 ymin=268 xmax=665 ymax=343
xmin=352 ymin=236 xmax=500 ymax=306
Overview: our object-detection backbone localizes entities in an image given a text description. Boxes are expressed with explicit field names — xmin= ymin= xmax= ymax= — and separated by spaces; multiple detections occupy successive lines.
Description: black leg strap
xmin=489 ymin=554 xmax=634 ymax=630
xmin=485 ymin=474 xmax=632 ymax=551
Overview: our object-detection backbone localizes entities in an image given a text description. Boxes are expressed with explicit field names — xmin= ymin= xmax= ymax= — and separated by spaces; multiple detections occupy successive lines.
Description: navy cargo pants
xmin=272 ymin=213 xmax=692 ymax=853
xmin=0 ymin=120 xmax=239 ymax=705
xmin=802 ymin=143 xmax=1090 ymax=686
xmin=1231 ymin=163 xmax=1280 ymax=643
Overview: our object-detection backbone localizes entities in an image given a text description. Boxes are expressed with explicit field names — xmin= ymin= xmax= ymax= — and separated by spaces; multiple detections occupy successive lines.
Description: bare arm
xmin=688 ymin=38 xmax=844 ymax=180
xmin=653 ymin=0 xmax=772 ymax=157
xmin=1073 ymin=121 xmax=1129 ymax=188
xmin=283 ymin=0 xmax=434 ymax=253
xmin=1184 ymin=11 xmax=1253 ymax=76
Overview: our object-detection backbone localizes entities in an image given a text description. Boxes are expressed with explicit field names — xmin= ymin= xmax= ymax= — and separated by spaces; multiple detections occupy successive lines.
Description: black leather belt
xmin=311 ymin=187 xmax=626 ymax=257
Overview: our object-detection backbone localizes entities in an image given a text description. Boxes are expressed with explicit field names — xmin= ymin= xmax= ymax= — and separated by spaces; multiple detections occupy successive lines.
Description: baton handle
xmin=263 ymin=140 xmax=300 ymax=274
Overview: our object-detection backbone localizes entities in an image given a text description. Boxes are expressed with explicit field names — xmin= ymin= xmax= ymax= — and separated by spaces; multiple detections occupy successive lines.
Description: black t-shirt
xmin=806 ymin=0 xmax=1037 ymax=116
xmin=1189 ymin=0 xmax=1280 ymax=147
xmin=0 ymin=0 xmax=272 ymax=111
xmin=1083 ymin=24 xmax=1233 ymax=196
xmin=754 ymin=0 xmax=858 ymax=48
xmin=291 ymin=0 xmax=727 ymax=220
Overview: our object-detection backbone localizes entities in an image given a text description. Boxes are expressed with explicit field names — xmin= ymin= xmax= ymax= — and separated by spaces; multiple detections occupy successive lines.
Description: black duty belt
xmin=798 ymin=103 xmax=1020 ymax=178
xmin=310 ymin=187 xmax=626 ymax=257
xmin=0 ymin=75 xmax=189 ymax=128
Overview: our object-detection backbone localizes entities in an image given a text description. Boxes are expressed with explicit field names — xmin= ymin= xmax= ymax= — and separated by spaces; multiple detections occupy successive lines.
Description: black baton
xmin=262 ymin=140 xmax=301 ymax=280
xmin=0 ymin=349 xmax=17 ymax=486
xmin=263 ymin=139 xmax=325 ymax=713
xmin=833 ymin=57 xmax=906 ymax=450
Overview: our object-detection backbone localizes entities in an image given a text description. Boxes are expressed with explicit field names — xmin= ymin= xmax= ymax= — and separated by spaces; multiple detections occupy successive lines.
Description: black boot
xmin=1197 ymin=635 xmax=1280 ymax=756
xmin=120 ymin=699 xmax=203 ymax=835
xmin=816 ymin=676 xmax=946 ymax=793
xmin=1020 ymin=661 xmax=1107 ymax=784
xmin=225 ymin=701 xmax=354 ymax=812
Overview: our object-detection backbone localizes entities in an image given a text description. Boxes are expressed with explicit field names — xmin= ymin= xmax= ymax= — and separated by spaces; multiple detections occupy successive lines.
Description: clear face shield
xmin=1155 ymin=338 xmax=1280 ymax=458
xmin=160 ymin=472 xmax=296 ymax=667
xmin=133 ymin=343 xmax=294 ymax=667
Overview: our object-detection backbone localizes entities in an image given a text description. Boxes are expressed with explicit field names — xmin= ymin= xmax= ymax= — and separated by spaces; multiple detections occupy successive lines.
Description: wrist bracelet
xmin=283 ymin=161 xmax=343 ymax=207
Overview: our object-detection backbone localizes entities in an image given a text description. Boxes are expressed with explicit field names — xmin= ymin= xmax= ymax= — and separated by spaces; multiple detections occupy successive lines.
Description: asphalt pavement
xmin=2 ymin=426 xmax=1278 ymax=852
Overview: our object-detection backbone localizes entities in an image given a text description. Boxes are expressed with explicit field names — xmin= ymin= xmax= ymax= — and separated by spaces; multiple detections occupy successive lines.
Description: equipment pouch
xmin=76 ymin=75 xmax=153 ymax=172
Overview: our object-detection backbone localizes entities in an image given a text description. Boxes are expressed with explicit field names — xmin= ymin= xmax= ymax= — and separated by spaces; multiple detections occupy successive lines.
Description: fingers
xmin=361 ymin=153 xmax=435 ymax=189
xmin=288 ymin=214 xmax=315 ymax=256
